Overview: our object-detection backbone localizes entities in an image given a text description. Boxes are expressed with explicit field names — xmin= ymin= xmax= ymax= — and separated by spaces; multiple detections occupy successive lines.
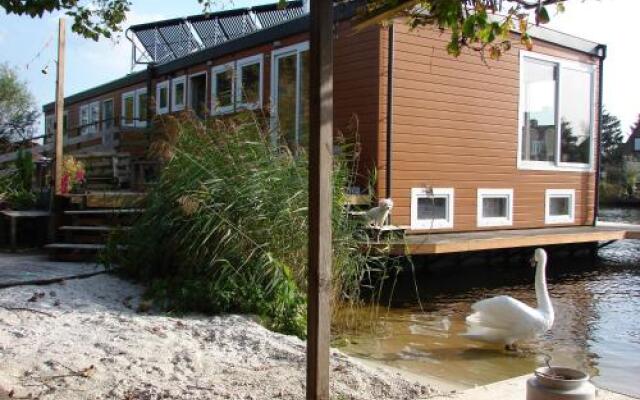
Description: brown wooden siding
xmin=387 ymin=23 xmax=600 ymax=232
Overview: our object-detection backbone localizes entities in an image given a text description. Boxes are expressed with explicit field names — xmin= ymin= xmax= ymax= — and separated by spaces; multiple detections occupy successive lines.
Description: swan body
xmin=460 ymin=248 xmax=554 ymax=348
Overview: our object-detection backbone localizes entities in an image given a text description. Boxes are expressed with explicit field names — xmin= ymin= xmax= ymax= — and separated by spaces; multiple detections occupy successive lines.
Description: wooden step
xmin=59 ymin=225 xmax=131 ymax=232
xmin=45 ymin=243 xmax=107 ymax=250
xmin=64 ymin=208 xmax=144 ymax=215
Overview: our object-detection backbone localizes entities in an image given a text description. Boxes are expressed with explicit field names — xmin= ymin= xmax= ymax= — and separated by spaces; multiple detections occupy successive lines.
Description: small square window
xmin=634 ymin=138 xmax=640 ymax=152
xmin=545 ymin=189 xmax=575 ymax=224
xmin=477 ymin=189 xmax=513 ymax=227
xmin=411 ymin=188 xmax=454 ymax=230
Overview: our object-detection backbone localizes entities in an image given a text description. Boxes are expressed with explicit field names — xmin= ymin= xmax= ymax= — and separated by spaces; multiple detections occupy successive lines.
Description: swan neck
xmin=535 ymin=256 xmax=553 ymax=315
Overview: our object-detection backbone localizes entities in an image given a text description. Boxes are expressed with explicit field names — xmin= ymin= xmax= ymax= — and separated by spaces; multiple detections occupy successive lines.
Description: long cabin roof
xmin=43 ymin=1 xmax=604 ymax=112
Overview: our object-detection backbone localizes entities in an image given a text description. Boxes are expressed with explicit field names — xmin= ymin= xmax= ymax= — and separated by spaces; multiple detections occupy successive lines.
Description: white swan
xmin=460 ymin=248 xmax=554 ymax=350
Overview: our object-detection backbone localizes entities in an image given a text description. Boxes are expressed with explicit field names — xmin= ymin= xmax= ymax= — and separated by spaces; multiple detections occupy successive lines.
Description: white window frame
xmin=517 ymin=50 xmax=596 ymax=173
xmin=545 ymin=189 xmax=575 ymax=224
xmin=410 ymin=188 xmax=455 ymax=230
xmin=79 ymin=101 xmax=99 ymax=135
xmin=156 ymin=80 xmax=170 ymax=115
xmin=270 ymin=41 xmax=309 ymax=145
xmin=477 ymin=188 xmax=514 ymax=227
xmin=188 ymin=71 xmax=208 ymax=114
xmin=236 ymin=54 xmax=263 ymax=110
xmin=134 ymin=88 xmax=148 ymax=128
xmin=121 ymin=90 xmax=136 ymax=128
xmin=211 ymin=62 xmax=235 ymax=115
xmin=171 ymin=76 xmax=187 ymax=112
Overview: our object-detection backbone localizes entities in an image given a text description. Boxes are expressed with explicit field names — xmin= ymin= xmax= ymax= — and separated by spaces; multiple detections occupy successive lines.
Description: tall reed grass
xmin=112 ymin=113 xmax=393 ymax=336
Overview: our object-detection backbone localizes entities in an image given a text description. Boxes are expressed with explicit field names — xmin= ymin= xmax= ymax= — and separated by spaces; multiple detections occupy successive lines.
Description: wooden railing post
xmin=307 ymin=0 xmax=333 ymax=399
xmin=54 ymin=18 xmax=66 ymax=195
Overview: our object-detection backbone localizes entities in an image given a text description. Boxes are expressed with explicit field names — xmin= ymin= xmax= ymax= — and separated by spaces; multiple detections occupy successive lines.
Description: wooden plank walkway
xmin=388 ymin=224 xmax=640 ymax=255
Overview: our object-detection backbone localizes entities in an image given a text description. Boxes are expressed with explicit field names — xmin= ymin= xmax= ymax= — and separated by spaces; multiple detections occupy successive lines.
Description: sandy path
xmin=0 ymin=272 xmax=438 ymax=400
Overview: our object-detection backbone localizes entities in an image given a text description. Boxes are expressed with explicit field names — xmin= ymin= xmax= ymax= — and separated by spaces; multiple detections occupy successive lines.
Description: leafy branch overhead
xmin=1 ymin=0 xmax=566 ymax=55
xmin=361 ymin=0 xmax=567 ymax=58
xmin=0 ymin=0 xmax=131 ymax=41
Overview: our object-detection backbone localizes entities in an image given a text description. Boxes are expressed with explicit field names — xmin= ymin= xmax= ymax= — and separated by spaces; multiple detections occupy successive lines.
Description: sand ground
xmin=0 ymin=255 xmax=438 ymax=400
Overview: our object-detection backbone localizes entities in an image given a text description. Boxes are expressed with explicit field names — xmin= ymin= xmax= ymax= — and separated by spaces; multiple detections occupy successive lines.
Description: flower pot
xmin=526 ymin=367 xmax=595 ymax=400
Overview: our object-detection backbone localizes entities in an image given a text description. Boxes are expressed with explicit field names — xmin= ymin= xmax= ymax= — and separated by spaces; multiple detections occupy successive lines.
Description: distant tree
xmin=630 ymin=114 xmax=640 ymax=142
xmin=2 ymin=0 xmax=567 ymax=58
xmin=0 ymin=64 xmax=39 ymax=147
xmin=600 ymin=109 xmax=624 ymax=166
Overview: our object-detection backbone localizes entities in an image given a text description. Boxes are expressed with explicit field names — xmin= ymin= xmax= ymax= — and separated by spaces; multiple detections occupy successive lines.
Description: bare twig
xmin=0 ymin=270 xmax=107 ymax=290
xmin=0 ymin=305 xmax=54 ymax=317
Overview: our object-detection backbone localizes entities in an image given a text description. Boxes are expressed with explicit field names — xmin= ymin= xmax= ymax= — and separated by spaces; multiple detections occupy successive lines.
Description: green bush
xmin=111 ymin=114 xmax=387 ymax=336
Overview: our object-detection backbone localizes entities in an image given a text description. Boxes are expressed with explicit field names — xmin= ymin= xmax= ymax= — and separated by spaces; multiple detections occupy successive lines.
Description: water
xmin=339 ymin=207 xmax=640 ymax=397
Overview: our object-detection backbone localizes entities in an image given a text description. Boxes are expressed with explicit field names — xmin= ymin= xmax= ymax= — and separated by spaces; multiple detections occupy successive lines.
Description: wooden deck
xmin=388 ymin=224 xmax=640 ymax=255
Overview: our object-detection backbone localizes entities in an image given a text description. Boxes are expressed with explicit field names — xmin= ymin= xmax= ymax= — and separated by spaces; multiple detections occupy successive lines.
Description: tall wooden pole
xmin=54 ymin=18 xmax=66 ymax=195
xmin=307 ymin=0 xmax=333 ymax=399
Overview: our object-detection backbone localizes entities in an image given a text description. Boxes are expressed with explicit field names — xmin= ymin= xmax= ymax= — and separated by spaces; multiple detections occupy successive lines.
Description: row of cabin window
xmin=153 ymin=54 xmax=264 ymax=118
xmin=410 ymin=188 xmax=576 ymax=230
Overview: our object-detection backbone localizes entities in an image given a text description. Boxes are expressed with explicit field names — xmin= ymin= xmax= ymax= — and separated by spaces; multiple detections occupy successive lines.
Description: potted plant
xmin=61 ymin=155 xmax=86 ymax=194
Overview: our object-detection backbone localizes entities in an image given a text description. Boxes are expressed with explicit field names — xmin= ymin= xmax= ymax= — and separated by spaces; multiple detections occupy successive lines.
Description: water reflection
xmin=338 ymin=208 xmax=640 ymax=397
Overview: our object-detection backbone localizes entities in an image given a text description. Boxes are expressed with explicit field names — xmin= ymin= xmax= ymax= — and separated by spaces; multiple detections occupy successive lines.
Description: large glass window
xmin=560 ymin=68 xmax=592 ymax=164
xmin=272 ymin=42 xmax=309 ymax=153
xmin=122 ymin=88 xmax=146 ymax=128
xmin=156 ymin=81 xmax=169 ymax=114
xmin=172 ymin=76 xmax=186 ymax=111
xmin=521 ymin=58 xmax=557 ymax=162
xmin=236 ymin=55 xmax=262 ymax=109
xmin=212 ymin=63 xmax=234 ymax=115
xmin=519 ymin=53 xmax=594 ymax=170
xmin=122 ymin=92 xmax=135 ymax=127
xmin=102 ymin=99 xmax=114 ymax=130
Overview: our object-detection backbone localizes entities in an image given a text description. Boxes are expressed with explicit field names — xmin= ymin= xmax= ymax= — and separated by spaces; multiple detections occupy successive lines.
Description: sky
xmin=1 ymin=0 xmax=639 ymax=136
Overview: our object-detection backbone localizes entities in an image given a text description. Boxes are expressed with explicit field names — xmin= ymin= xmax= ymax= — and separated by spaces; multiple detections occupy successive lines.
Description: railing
xmin=0 ymin=118 xmax=150 ymax=165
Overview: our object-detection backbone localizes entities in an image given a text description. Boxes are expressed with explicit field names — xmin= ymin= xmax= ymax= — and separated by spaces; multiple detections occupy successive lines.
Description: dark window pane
xmin=560 ymin=68 xmax=592 ymax=164
xmin=298 ymin=50 xmax=309 ymax=149
xmin=175 ymin=83 xmax=185 ymax=107
xmin=549 ymin=197 xmax=570 ymax=216
xmin=417 ymin=197 xmax=447 ymax=220
xmin=277 ymin=53 xmax=297 ymax=151
xmin=215 ymin=70 xmax=233 ymax=109
xmin=159 ymin=87 xmax=168 ymax=109
xmin=240 ymin=63 xmax=260 ymax=105
xmin=482 ymin=197 xmax=507 ymax=218
xmin=522 ymin=58 xmax=557 ymax=162
xmin=138 ymin=93 xmax=148 ymax=121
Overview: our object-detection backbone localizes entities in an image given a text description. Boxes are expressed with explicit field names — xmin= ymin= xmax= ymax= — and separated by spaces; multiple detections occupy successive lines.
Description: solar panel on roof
xmin=128 ymin=1 xmax=306 ymax=65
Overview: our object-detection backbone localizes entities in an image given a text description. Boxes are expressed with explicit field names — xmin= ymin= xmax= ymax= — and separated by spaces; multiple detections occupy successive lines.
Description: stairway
xmin=46 ymin=205 xmax=143 ymax=262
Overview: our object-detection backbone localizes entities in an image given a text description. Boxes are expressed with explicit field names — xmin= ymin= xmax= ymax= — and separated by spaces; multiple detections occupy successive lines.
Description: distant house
xmin=42 ymin=0 xmax=606 ymax=234
xmin=623 ymin=130 xmax=640 ymax=161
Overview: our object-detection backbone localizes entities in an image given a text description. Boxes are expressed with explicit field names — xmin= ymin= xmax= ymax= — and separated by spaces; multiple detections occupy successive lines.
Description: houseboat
xmin=41 ymin=1 xmax=612 ymax=250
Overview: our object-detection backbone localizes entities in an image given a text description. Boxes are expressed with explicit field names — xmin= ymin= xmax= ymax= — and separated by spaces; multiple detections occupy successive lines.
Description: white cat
xmin=364 ymin=198 xmax=393 ymax=228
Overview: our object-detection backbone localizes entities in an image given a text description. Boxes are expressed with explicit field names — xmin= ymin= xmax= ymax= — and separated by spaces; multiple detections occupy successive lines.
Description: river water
xmin=339 ymin=208 xmax=640 ymax=397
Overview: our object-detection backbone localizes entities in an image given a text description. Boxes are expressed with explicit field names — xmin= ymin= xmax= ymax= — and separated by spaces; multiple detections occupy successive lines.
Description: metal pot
xmin=526 ymin=367 xmax=596 ymax=400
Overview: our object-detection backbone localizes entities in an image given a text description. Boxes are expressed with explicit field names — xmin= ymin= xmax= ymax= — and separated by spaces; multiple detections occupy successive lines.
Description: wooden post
xmin=307 ymin=1 xmax=333 ymax=399
xmin=54 ymin=18 xmax=66 ymax=195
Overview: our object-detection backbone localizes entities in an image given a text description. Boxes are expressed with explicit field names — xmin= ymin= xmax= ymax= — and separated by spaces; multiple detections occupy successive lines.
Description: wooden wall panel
xmin=387 ymin=23 xmax=600 ymax=232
